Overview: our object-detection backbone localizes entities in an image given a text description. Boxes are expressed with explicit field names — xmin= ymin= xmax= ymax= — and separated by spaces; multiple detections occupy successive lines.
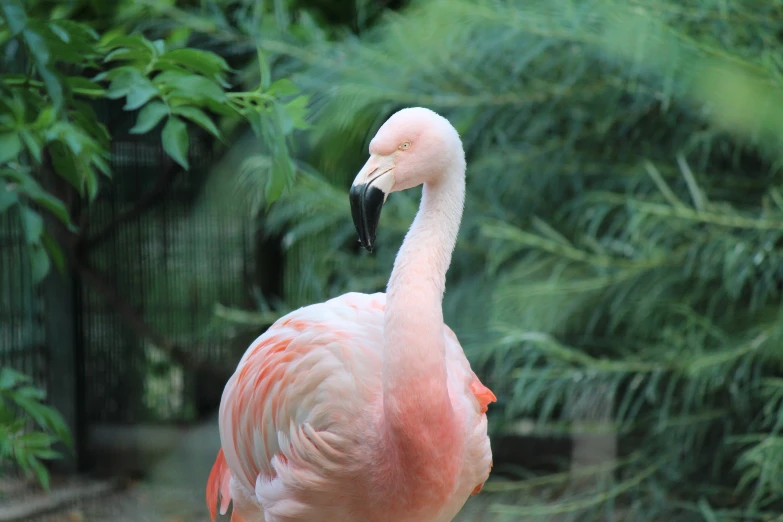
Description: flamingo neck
xmin=382 ymin=158 xmax=466 ymax=447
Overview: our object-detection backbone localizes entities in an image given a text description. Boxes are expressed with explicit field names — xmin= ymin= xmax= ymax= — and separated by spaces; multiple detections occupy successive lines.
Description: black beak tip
xmin=349 ymin=182 xmax=385 ymax=254
xmin=356 ymin=238 xmax=374 ymax=253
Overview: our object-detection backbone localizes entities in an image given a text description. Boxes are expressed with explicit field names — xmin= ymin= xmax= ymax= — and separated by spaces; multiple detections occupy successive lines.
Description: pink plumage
xmin=207 ymin=108 xmax=495 ymax=522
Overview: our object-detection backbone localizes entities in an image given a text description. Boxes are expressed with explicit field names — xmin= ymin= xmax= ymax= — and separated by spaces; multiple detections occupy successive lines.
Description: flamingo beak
xmin=350 ymin=155 xmax=395 ymax=252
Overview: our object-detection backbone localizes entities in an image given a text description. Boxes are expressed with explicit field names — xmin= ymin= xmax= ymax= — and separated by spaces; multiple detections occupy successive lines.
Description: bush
xmin=0 ymin=368 xmax=71 ymax=489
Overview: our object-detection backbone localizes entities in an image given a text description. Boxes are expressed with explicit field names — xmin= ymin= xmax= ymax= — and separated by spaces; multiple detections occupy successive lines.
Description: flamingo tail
xmin=207 ymin=448 xmax=239 ymax=521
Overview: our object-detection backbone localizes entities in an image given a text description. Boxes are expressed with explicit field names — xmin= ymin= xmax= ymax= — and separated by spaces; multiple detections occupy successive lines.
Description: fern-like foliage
xmin=227 ymin=0 xmax=783 ymax=519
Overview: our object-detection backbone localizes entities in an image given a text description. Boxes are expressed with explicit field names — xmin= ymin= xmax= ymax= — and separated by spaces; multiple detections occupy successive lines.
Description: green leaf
xmin=7 ymin=169 xmax=71 ymax=225
xmin=46 ymin=415 xmax=72 ymax=451
xmin=0 ymin=368 xmax=28 ymax=390
xmin=15 ymin=385 xmax=46 ymax=400
xmin=58 ymin=20 xmax=98 ymax=42
xmin=29 ymin=245 xmax=50 ymax=284
xmin=93 ymin=155 xmax=110 ymax=177
xmin=202 ymin=97 xmax=239 ymax=118
xmin=30 ymin=402 xmax=72 ymax=450
xmin=19 ymin=431 xmax=59 ymax=450
xmin=697 ymin=497 xmax=719 ymax=522
xmin=12 ymin=397 xmax=53 ymax=436
xmin=130 ymin=101 xmax=168 ymax=134
xmin=32 ymin=431 xmax=60 ymax=447
xmin=22 ymin=29 xmax=64 ymax=110
xmin=0 ymin=133 xmax=22 ymax=164
xmin=70 ymin=101 xmax=110 ymax=147
xmin=22 ymin=29 xmax=49 ymax=64
xmin=60 ymin=125 xmax=85 ymax=156
xmin=161 ymin=116 xmax=189 ymax=169
xmin=266 ymin=154 xmax=293 ymax=207
xmin=20 ymin=131 xmax=42 ymax=163
xmin=285 ymin=95 xmax=310 ymax=130
xmin=20 ymin=206 xmax=43 ymax=244
xmin=267 ymin=78 xmax=299 ymax=97
xmin=159 ymin=48 xmax=230 ymax=78
xmin=155 ymin=72 xmax=226 ymax=104
xmin=124 ymin=80 xmax=159 ymax=110
xmin=41 ymin=232 xmax=65 ymax=275
xmin=257 ymin=48 xmax=271 ymax=91
xmin=85 ymin=170 xmax=99 ymax=201
xmin=0 ymin=183 xmax=18 ymax=212
xmin=43 ymin=19 xmax=98 ymax=50
xmin=246 ymin=111 xmax=265 ymax=139
xmin=0 ymin=0 xmax=27 ymax=36
xmin=66 ymin=76 xmax=104 ymax=97
xmin=0 ymin=73 xmax=27 ymax=85
xmin=31 ymin=192 xmax=70 ymax=225
xmin=34 ymin=20 xmax=98 ymax=65
xmin=49 ymin=142 xmax=81 ymax=191
xmin=150 ymin=61 xmax=190 ymax=76
xmin=165 ymin=26 xmax=191 ymax=47
xmin=273 ymin=102 xmax=294 ymax=136
xmin=171 ymin=106 xmax=220 ymax=138
xmin=103 ymin=47 xmax=151 ymax=64
xmin=37 ymin=66 xmax=64 ymax=111
xmin=32 ymin=106 xmax=56 ymax=128
xmin=33 ymin=449 xmax=62 ymax=460
xmin=100 ymin=34 xmax=154 ymax=56
xmin=29 ymin=456 xmax=51 ymax=490
xmin=49 ymin=23 xmax=70 ymax=43
xmin=105 ymin=67 xmax=145 ymax=99
xmin=151 ymin=39 xmax=165 ymax=55
xmin=265 ymin=167 xmax=286 ymax=208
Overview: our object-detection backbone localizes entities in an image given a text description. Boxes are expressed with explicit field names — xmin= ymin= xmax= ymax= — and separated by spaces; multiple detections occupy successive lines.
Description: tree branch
xmin=72 ymin=256 xmax=235 ymax=379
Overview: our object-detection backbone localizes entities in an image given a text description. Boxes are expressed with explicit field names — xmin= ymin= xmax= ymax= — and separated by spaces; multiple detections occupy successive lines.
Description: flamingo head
xmin=350 ymin=107 xmax=464 ymax=252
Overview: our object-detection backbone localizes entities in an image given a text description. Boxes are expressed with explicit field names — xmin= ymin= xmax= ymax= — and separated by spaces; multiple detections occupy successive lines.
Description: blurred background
xmin=2 ymin=0 xmax=783 ymax=520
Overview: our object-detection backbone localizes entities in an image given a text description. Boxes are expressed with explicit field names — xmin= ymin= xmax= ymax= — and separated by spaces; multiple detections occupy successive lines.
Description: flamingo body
xmin=209 ymin=292 xmax=495 ymax=522
xmin=207 ymin=107 xmax=496 ymax=522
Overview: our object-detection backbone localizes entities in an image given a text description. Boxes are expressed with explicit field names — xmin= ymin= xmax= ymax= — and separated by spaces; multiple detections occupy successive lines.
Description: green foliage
xmin=0 ymin=367 xmax=72 ymax=490
xmin=0 ymin=0 xmax=312 ymax=484
xmin=221 ymin=0 xmax=783 ymax=519
xmin=0 ymin=0 xmax=308 ymax=283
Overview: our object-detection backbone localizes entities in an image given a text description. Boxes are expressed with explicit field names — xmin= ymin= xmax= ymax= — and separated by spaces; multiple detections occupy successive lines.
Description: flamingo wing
xmin=209 ymin=293 xmax=387 ymax=521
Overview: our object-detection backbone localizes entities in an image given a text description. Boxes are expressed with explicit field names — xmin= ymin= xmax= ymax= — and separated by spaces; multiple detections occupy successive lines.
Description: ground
xmin=8 ymin=416 xmax=515 ymax=522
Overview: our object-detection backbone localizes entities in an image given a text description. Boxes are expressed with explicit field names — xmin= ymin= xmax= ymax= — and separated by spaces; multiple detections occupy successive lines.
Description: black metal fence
xmin=81 ymin=100 xmax=256 ymax=423
xmin=1 ymin=98 xmax=260 ymax=473
xmin=0 ymin=211 xmax=48 ymax=390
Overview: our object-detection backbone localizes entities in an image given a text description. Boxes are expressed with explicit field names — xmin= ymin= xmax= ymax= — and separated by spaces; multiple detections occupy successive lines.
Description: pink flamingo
xmin=206 ymin=107 xmax=496 ymax=522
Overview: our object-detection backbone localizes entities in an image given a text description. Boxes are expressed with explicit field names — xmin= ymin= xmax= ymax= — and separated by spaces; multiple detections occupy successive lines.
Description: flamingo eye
xmin=399 ymin=141 xmax=411 ymax=150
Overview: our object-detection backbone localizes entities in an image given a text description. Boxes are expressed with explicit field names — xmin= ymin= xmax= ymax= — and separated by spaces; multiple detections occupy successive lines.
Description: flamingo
xmin=206 ymin=107 xmax=496 ymax=522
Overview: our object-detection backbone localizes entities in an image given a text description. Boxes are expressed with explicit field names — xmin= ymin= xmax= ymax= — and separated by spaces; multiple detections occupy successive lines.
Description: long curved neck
xmin=382 ymin=158 xmax=466 ymax=448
